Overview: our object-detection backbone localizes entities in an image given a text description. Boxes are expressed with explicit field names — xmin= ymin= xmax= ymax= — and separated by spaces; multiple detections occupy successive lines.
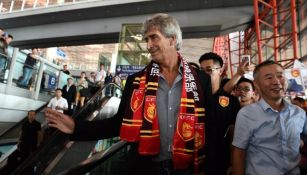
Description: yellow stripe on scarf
xmin=181 ymin=98 xmax=194 ymax=103
xmin=140 ymin=130 xmax=159 ymax=133
xmin=195 ymin=108 xmax=205 ymax=112
xmin=147 ymin=87 xmax=158 ymax=91
xmin=180 ymin=104 xmax=195 ymax=108
xmin=140 ymin=134 xmax=160 ymax=138
xmin=194 ymin=113 xmax=205 ymax=117
xmin=122 ymin=123 xmax=142 ymax=127
xmin=147 ymin=82 xmax=158 ymax=86
xmin=122 ymin=118 xmax=143 ymax=123
xmin=173 ymin=148 xmax=194 ymax=153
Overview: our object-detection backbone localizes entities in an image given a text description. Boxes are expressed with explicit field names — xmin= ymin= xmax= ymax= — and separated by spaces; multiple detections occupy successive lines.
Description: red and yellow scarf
xmin=120 ymin=54 xmax=206 ymax=172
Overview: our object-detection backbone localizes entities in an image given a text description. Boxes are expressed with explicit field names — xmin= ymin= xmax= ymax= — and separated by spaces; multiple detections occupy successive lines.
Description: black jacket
xmin=71 ymin=68 xmax=211 ymax=140
xmin=62 ymin=84 xmax=77 ymax=104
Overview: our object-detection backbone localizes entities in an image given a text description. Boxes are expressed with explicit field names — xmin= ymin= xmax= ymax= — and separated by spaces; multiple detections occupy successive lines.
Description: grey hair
xmin=142 ymin=13 xmax=183 ymax=51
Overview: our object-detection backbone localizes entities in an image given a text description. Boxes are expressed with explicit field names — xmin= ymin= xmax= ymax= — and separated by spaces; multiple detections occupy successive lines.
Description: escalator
xmin=60 ymin=140 xmax=129 ymax=175
xmin=1 ymin=83 xmax=122 ymax=175
xmin=0 ymin=104 xmax=47 ymax=141
xmin=45 ymin=90 xmax=121 ymax=175
xmin=0 ymin=103 xmax=48 ymax=169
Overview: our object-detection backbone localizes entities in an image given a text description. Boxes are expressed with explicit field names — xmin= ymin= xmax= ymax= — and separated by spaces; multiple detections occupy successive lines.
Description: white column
xmin=5 ymin=48 xmax=19 ymax=93
xmin=21 ymin=0 xmax=26 ymax=11
xmin=33 ymin=0 xmax=38 ymax=8
xmin=0 ymin=2 xmax=3 ymax=14
xmin=9 ymin=0 xmax=15 ymax=12
xmin=34 ymin=61 xmax=45 ymax=100
xmin=110 ymin=43 xmax=119 ymax=73
xmin=46 ymin=0 xmax=49 ymax=7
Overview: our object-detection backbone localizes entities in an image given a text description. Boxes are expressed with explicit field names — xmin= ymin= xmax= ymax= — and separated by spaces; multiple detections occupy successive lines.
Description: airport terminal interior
xmin=0 ymin=0 xmax=306 ymax=174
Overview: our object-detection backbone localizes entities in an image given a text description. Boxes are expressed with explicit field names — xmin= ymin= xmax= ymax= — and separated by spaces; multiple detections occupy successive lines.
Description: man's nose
xmin=272 ymin=76 xmax=281 ymax=84
xmin=147 ymin=40 xmax=153 ymax=50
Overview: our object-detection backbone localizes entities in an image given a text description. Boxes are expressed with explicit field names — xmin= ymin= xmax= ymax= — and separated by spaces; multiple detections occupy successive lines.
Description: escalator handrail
xmin=11 ymin=83 xmax=123 ymax=174
xmin=59 ymin=140 xmax=128 ymax=175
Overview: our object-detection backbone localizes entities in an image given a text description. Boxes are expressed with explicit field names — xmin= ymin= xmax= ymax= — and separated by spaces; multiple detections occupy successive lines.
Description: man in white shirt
xmin=95 ymin=64 xmax=106 ymax=85
xmin=47 ymin=88 xmax=68 ymax=113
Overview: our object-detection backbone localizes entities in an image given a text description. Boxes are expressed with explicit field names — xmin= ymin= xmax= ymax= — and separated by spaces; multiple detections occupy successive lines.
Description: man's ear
xmin=170 ymin=36 xmax=176 ymax=47
xmin=253 ymin=79 xmax=260 ymax=92
xmin=218 ymin=66 xmax=224 ymax=76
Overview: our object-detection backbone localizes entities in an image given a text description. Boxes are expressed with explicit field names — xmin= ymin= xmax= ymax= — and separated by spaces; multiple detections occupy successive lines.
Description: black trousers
xmin=114 ymin=146 xmax=193 ymax=175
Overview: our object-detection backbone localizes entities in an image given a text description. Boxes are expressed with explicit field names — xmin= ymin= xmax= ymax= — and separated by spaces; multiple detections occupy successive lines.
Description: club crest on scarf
xmin=131 ymin=90 xmax=144 ymax=112
xmin=194 ymin=123 xmax=205 ymax=149
xmin=177 ymin=115 xmax=195 ymax=141
xmin=144 ymin=96 xmax=156 ymax=123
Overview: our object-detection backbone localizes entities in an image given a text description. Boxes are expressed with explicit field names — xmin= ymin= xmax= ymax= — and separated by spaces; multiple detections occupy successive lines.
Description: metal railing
xmin=0 ymin=0 xmax=102 ymax=14
xmin=10 ymin=83 xmax=122 ymax=175
xmin=60 ymin=140 xmax=128 ymax=175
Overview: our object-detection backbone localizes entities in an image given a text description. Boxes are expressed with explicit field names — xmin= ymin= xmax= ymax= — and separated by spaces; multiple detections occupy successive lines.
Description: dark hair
xmin=237 ymin=77 xmax=255 ymax=91
xmin=198 ymin=52 xmax=223 ymax=67
xmin=28 ymin=110 xmax=35 ymax=113
xmin=55 ymin=88 xmax=62 ymax=91
xmin=253 ymin=60 xmax=283 ymax=79
xmin=0 ymin=27 xmax=4 ymax=31
xmin=189 ymin=62 xmax=200 ymax=70
xmin=8 ymin=34 xmax=13 ymax=39
xmin=293 ymin=97 xmax=305 ymax=105
xmin=67 ymin=78 xmax=73 ymax=81
xmin=81 ymin=71 xmax=86 ymax=74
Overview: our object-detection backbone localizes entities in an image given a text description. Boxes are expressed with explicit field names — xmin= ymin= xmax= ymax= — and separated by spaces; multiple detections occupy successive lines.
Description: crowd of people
xmin=2 ymin=13 xmax=307 ymax=175
xmin=44 ymin=13 xmax=307 ymax=175
xmin=1 ymin=27 xmax=40 ymax=89
xmin=45 ymin=64 xmax=123 ymax=117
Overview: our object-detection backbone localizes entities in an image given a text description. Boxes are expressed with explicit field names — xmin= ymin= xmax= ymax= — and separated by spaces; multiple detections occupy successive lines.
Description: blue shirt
xmin=232 ymin=99 xmax=307 ymax=175
xmin=155 ymin=65 xmax=183 ymax=161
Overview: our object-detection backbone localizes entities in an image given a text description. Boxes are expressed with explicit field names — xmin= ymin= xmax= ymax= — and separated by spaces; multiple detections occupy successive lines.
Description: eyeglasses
xmin=236 ymin=87 xmax=252 ymax=92
xmin=200 ymin=67 xmax=221 ymax=74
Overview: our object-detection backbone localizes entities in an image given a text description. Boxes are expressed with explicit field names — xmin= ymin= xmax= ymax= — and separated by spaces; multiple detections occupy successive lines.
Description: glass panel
xmin=23 ymin=0 xmax=34 ymax=10
xmin=117 ymin=24 xmax=150 ymax=66
xmin=1 ymin=46 xmax=61 ymax=96
xmin=0 ymin=51 xmax=10 ymax=83
xmin=41 ymin=64 xmax=61 ymax=92
xmin=11 ymin=49 xmax=40 ymax=89
xmin=9 ymin=84 xmax=122 ymax=174
xmin=88 ymin=143 xmax=129 ymax=175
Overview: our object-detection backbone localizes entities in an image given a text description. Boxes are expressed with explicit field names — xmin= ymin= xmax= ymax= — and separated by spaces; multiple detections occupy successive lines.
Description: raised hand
xmin=45 ymin=108 xmax=75 ymax=134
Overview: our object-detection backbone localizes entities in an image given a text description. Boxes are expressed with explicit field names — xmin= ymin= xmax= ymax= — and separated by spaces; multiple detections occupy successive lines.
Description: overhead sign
xmin=56 ymin=48 xmax=66 ymax=59
xmin=47 ymin=74 xmax=57 ymax=89
xmin=116 ymin=65 xmax=145 ymax=79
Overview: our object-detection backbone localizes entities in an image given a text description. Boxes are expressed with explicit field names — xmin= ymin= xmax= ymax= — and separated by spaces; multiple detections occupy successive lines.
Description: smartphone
xmin=241 ymin=55 xmax=251 ymax=65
